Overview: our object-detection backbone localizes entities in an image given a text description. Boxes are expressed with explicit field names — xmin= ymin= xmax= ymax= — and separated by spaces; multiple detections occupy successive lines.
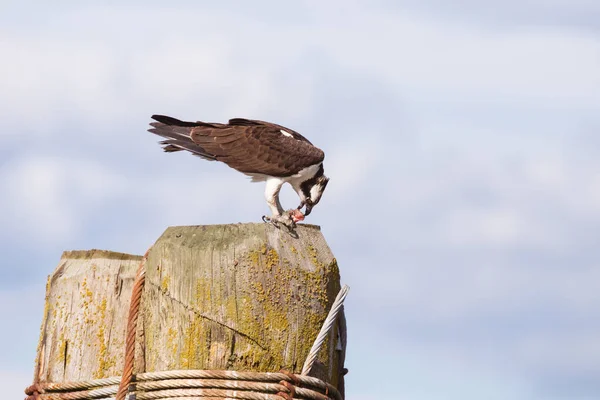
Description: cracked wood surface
xmin=141 ymin=223 xmax=345 ymax=387
xmin=34 ymin=250 xmax=143 ymax=383
xmin=33 ymin=224 xmax=346 ymax=393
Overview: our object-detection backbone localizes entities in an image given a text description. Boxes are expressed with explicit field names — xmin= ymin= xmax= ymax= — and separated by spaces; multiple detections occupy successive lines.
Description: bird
xmin=147 ymin=114 xmax=329 ymax=227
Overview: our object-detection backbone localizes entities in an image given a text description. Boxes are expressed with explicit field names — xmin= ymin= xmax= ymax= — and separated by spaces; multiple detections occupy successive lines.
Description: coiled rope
xmin=26 ymin=370 xmax=342 ymax=400
xmin=26 ymin=248 xmax=349 ymax=400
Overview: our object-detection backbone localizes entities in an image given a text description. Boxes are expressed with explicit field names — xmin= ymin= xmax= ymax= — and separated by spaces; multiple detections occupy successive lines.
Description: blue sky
xmin=1 ymin=1 xmax=599 ymax=399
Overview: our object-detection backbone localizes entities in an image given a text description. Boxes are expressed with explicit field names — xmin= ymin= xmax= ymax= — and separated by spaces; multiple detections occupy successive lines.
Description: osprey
xmin=148 ymin=114 xmax=329 ymax=227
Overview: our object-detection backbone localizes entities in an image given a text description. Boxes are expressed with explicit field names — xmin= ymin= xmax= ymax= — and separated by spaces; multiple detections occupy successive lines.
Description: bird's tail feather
xmin=151 ymin=114 xmax=198 ymax=127
xmin=148 ymin=116 xmax=217 ymax=161
xmin=151 ymin=114 xmax=224 ymax=128
xmin=159 ymin=139 xmax=217 ymax=160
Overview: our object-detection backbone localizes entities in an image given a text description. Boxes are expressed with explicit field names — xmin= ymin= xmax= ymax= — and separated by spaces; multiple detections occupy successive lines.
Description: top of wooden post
xmin=35 ymin=223 xmax=346 ymax=392
xmin=60 ymin=249 xmax=143 ymax=261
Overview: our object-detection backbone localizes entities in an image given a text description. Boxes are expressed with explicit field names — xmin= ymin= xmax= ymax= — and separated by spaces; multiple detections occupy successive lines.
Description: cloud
xmin=0 ymin=371 xmax=33 ymax=400
xmin=310 ymin=13 xmax=600 ymax=108
xmin=1 ymin=2 xmax=599 ymax=400
xmin=1 ymin=1 xmax=598 ymax=141
xmin=0 ymin=283 xmax=45 ymax=399
xmin=375 ymin=0 xmax=600 ymax=31
xmin=0 ymin=155 xmax=128 ymax=244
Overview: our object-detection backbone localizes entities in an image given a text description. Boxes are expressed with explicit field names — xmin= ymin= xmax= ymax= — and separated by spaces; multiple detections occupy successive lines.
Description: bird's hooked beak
xmin=303 ymin=199 xmax=314 ymax=216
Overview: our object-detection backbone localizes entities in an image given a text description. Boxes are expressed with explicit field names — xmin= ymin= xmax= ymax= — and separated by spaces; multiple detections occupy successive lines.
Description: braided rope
xmin=26 ymin=246 xmax=349 ymax=400
xmin=138 ymin=370 xmax=340 ymax=392
xmin=25 ymin=370 xmax=340 ymax=394
xmin=24 ymin=369 xmax=341 ymax=400
xmin=115 ymin=247 xmax=150 ymax=400
xmin=301 ymin=285 xmax=349 ymax=376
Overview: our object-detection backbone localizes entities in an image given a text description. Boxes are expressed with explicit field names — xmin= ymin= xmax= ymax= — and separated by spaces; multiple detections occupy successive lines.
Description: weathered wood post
xmin=32 ymin=223 xmax=347 ymax=399
xmin=34 ymin=250 xmax=143 ymax=383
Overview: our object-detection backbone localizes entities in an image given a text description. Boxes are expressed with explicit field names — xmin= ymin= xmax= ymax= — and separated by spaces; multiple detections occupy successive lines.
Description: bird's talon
xmin=263 ymin=214 xmax=296 ymax=230
xmin=263 ymin=215 xmax=283 ymax=229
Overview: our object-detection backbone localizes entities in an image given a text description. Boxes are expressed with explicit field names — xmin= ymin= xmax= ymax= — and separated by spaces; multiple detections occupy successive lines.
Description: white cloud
xmin=0 ymin=150 xmax=278 ymax=249
xmin=335 ymin=141 xmax=600 ymax=323
xmin=0 ymin=284 xmax=45 ymax=398
xmin=0 ymin=35 xmax=121 ymax=134
xmin=321 ymin=140 xmax=380 ymax=202
xmin=0 ymin=370 xmax=32 ymax=400
xmin=439 ymin=207 xmax=537 ymax=247
xmin=0 ymin=156 xmax=127 ymax=244
xmin=348 ymin=256 xmax=599 ymax=322
xmin=515 ymin=331 xmax=600 ymax=374
xmin=314 ymin=13 xmax=600 ymax=107
xmin=1 ymin=2 xmax=598 ymax=139
xmin=377 ymin=0 xmax=600 ymax=31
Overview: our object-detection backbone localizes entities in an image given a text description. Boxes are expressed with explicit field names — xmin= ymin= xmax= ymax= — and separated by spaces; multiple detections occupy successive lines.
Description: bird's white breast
xmin=245 ymin=163 xmax=322 ymax=189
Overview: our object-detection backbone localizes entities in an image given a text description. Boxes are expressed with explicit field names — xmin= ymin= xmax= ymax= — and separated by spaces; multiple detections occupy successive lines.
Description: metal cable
xmin=25 ymin=370 xmax=341 ymax=400
xmin=301 ymin=285 xmax=350 ymax=376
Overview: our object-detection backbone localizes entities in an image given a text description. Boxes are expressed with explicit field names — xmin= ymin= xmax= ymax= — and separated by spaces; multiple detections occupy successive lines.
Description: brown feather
xmin=148 ymin=115 xmax=325 ymax=177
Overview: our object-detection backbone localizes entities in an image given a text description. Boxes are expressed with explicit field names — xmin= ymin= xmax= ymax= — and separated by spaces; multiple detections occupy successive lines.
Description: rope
xmin=26 ymin=370 xmax=340 ymax=393
xmin=301 ymin=285 xmax=350 ymax=376
xmin=115 ymin=247 xmax=150 ymax=400
xmin=25 ymin=369 xmax=342 ymax=400
xmin=26 ymin=248 xmax=350 ymax=400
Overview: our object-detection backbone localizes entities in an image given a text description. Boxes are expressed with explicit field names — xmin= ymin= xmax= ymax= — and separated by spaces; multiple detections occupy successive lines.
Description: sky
xmin=1 ymin=1 xmax=599 ymax=399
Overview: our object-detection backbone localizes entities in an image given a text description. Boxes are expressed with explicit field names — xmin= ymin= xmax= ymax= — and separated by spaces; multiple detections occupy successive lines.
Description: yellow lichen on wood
xmin=57 ymin=333 xmax=67 ymax=364
xmin=139 ymin=223 xmax=345 ymax=385
xmin=166 ymin=327 xmax=178 ymax=369
xmin=35 ymin=250 xmax=141 ymax=383
xmin=94 ymin=298 xmax=116 ymax=379
xmin=34 ymin=224 xmax=346 ymax=396
xmin=161 ymin=275 xmax=170 ymax=293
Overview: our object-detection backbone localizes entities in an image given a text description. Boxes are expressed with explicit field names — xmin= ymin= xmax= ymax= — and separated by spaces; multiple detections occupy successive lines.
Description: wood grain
xmin=34 ymin=224 xmax=346 ymax=393
xmin=35 ymin=250 xmax=142 ymax=382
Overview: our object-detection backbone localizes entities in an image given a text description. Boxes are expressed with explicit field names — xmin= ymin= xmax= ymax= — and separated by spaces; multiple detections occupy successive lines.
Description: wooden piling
xmin=33 ymin=223 xmax=347 ymax=396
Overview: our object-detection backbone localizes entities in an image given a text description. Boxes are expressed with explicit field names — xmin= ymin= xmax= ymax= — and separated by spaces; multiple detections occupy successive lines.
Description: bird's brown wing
xmin=228 ymin=118 xmax=314 ymax=145
xmin=190 ymin=124 xmax=324 ymax=177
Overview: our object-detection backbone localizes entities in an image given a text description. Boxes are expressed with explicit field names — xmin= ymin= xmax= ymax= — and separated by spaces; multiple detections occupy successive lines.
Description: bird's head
xmin=300 ymin=174 xmax=329 ymax=216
